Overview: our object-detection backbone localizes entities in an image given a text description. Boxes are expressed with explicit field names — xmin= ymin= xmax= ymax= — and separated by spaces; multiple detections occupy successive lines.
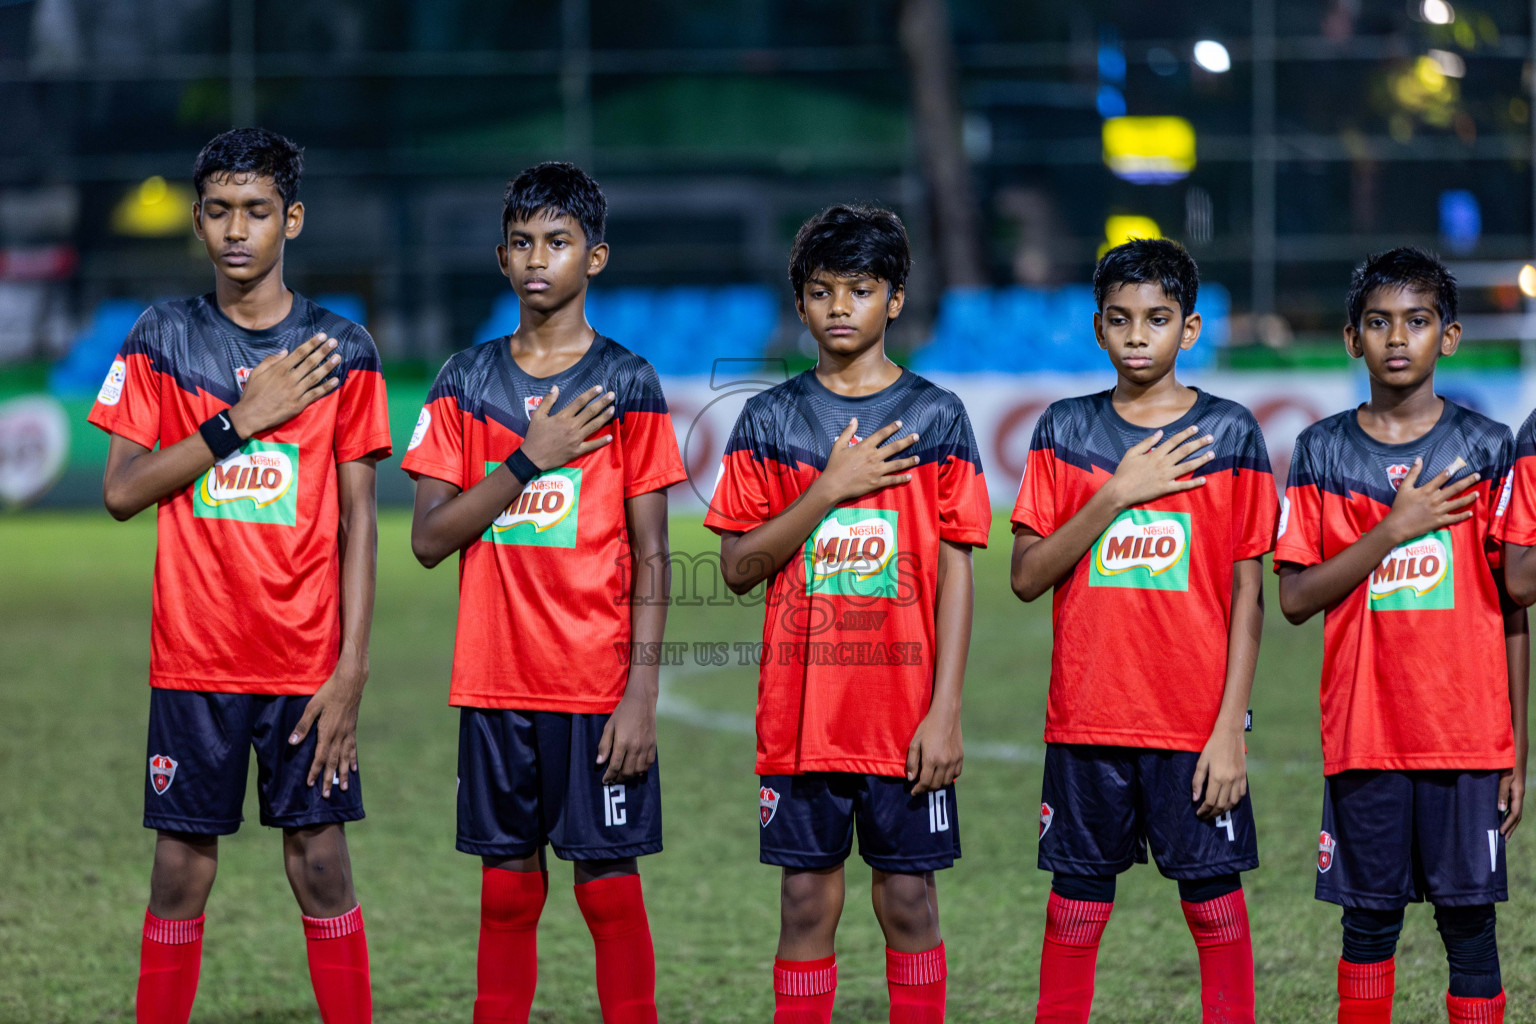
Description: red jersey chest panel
xmin=86 ymin=295 xmax=393 ymax=694
xmin=1501 ymin=407 xmax=1536 ymax=547
xmin=1011 ymin=390 xmax=1278 ymax=752
xmin=1275 ymin=404 xmax=1515 ymax=773
xmin=401 ymin=336 xmax=686 ymax=712
xmin=705 ymin=370 xmax=991 ymax=776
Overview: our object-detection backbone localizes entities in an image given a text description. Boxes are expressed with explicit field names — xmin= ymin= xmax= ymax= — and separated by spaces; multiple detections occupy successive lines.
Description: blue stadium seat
xmin=915 ymin=283 xmax=1232 ymax=374
xmin=49 ymin=299 xmax=152 ymax=397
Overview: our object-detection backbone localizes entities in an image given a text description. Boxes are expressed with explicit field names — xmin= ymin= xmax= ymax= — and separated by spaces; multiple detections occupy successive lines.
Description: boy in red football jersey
xmin=706 ymin=205 xmax=991 ymax=1024
xmin=1011 ymin=239 xmax=1275 ymax=1024
xmin=404 ymin=162 xmax=685 ymax=1024
xmin=89 ymin=129 xmax=391 ymax=1024
xmin=1276 ymin=248 xmax=1525 ymax=1024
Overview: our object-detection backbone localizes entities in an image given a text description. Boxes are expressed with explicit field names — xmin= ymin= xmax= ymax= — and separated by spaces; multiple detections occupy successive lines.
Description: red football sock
xmin=1338 ymin=958 xmax=1394 ymax=1024
xmin=475 ymin=867 xmax=548 ymax=1024
xmin=1447 ymin=990 xmax=1506 ymax=1024
xmin=302 ymin=903 xmax=371 ymax=1024
xmin=1180 ymin=889 xmax=1255 ymax=1024
xmin=574 ymin=875 xmax=657 ymax=1024
xmin=887 ymin=942 xmax=947 ymax=1023
xmin=1035 ymin=893 xmax=1113 ymax=1024
xmin=774 ymin=955 xmax=837 ymax=1024
xmin=136 ymin=910 xmax=203 ymax=1024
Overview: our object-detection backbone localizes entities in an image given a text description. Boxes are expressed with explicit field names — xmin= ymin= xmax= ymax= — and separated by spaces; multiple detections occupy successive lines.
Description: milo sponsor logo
xmin=805 ymin=508 xmax=899 ymax=597
xmin=483 ymin=463 xmax=581 ymax=548
xmin=193 ymin=440 xmax=299 ymax=526
xmin=1089 ymin=509 xmax=1191 ymax=591
xmin=1370 ymin=529 xmax=1453 ymax=610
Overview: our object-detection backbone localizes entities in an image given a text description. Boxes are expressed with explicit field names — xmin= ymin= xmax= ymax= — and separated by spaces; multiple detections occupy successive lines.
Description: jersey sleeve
xmin=334 ymin=328 xmax=393 ymax=464
xmin=619 ymin=360 xmax=688 ymax=499
xmin=1500 ymin=412 xmax=1536 ymax=549
xmin=1010 ymin=406 xmax=1058 ymax=536
xmin=1232 ymin=415 xmax=1279 ymax=561
xmin=703 ymin=404 xmax=773 ymax=534
xmin=1273 ymin=428 xmax=1325 ymax=570
xmin=86 ymin=308 xmax=163 ymax=450
xmin=1484 ymin=425 xmax=1516 ymax=566
xmin=400 ymin=358 xmax=468 ymax=488
xmin=935 ymin=402 xmax=992 ymax=547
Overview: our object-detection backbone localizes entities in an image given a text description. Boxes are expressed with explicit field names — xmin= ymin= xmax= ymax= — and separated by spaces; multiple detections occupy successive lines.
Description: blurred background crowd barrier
xmin=3 ymin=0 xmax=1535 ymax=507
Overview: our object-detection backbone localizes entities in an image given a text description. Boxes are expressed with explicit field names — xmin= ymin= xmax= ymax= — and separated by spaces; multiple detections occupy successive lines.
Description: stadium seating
xmin=911 ymin=283 xmax=1229 ymax=374
xmin=477 ymin=285 xmax=780 ymax=376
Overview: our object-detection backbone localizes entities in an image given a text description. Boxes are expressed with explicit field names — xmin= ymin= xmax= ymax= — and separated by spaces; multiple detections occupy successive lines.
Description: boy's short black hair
xmin=1346 ymin=246 xmax=1458 ymax=329
xmin=502 ymin=162 xmax=606 ymax=247
xmin=192 ymin=128 xmax=303 ymax=209
xmin=1093 ymin=237 xmax=1199 ymax=316
xmin=789 ymin=204 xmax=911 ymax=297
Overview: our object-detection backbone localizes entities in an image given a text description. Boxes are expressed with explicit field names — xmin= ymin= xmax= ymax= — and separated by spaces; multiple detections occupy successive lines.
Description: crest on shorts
xmin=1386 ymin=464 xmax=1410 ymax=491
xmin=149 ymin=754 xmax=177 ymax=795
xmin=524 ymin=394 xmax=544 ymax=419
xmin=1039 ymin=802 xmax=1055 ymax=839
xmin=1318 ymin=830 xmax=1336 ymax=873
xmin=235 ymin=367 xmax=252 ymax=392
xmin=759 ymin=786 xmax=780 ymax=827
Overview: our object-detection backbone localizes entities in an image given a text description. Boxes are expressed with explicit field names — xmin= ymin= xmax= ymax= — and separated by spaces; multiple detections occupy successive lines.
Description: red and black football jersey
xmin=1012 ymin=389 xmax=1278 ymax=753
xmin=1275 ymin=401 xmax=1515 ymax=774
xmin=401 ymin=335 xmax=687 ymax=713
xmin=704 ymin=368 xmax=992 ymax=777
xmin=1501 ymin=407 xmax=1536 ymax=548
xmin=87 ymin=293 xmax=393 ymax=695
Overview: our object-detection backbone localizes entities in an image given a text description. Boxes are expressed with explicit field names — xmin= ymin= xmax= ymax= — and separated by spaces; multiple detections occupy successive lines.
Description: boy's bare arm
xmin=908 ymin=539 xmax=973 ymax=796
xmin=410 ymin=384 xmax=615 ymax=567
xmin=1503 ymin=542 xmax=1536 ymax=606
xmin=1277 ymin=457 xmax=1477 ymax=624
xmin=1010 ymin=425 xmax=1214 ymax=602
xmin=598 ymin=489 xmax=670 ymax=785
xmin=1194 ymin=557 xmax=1264 ymax=819
xmin=289 ymin=456 xmax=379 ymax=799
xmin=102 ymin=334 xmax=339 ymax=519
xmin=718 ymin=418 xmax=918 ymax=594
xmin=1500 ymin=569 xmax=1529 ymax=837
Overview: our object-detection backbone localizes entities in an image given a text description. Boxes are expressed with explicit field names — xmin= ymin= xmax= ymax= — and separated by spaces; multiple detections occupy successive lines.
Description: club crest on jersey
xmin=1385 ymin=463 xmax=1411 ymax=490
xmin=1089 ymin=509 xmax=1192 ymax=591
xmin=484 ymin=464 xmax=582 ymax=548
xmin=1370 ymin=529 xmax=1453 ymax=610
xmin=408 ymin=407 xmax=431 ymax=451
xmin=235 ymin=366 xmax=252 ymax=392
xmin=149 ymin=754 xmax=177 ymax=795
xmin=760 ymin=786 xmax=780 ymax=827
xmin=97 ymin=358 xmax=127 ymax=406
xmin=805 ymin=508 xmax=900 ymax=597
xmin=1039 ymin=802 xmax=1054 ymax=839
xmin=193 ymin=440 xmax=300 ymax=526
xmin=524 ymin=394 xmax=544 ymax=419
xmin=1318 ymin=830 xmax=1336 ymax=873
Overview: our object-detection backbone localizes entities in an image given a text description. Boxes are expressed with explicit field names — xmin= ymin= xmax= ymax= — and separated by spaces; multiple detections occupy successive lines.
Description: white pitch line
xmin=657 ymin=669 xmax=1536 ymax=783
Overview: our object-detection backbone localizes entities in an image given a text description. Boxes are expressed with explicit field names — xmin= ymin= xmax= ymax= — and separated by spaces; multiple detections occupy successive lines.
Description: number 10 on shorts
xmin=603 ymin=785 xmax=626 ymax=827
xmin=928 ymin=791 xmax=950 ymax=833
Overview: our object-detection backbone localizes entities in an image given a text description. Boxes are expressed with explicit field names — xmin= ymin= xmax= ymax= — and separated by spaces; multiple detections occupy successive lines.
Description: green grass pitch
xmin=2 ymin=510 xmax=1532 ymax=1022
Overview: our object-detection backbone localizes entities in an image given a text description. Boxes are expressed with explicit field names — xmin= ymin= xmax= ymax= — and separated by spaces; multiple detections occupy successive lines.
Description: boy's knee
xmin=1434 ymin=903 xmax=1501 ymax=998
xmin=875 ymin=873 xmax=937 ymax=941
xmin=1340 ymin=906 xmax=1405 ymax=964
xmin=780 ymin=871 xmax=841 ymax=931
xmin=149 ymin=833 xmax=218 ymax=917
xmin=284 ymin=827 xmax=353 ymax=913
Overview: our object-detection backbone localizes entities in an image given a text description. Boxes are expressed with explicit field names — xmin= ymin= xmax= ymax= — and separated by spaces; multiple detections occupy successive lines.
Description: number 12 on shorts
xmin=927 ymin=791 xmax=950 ymax=833
xmin=603 ymin=784 xmax=626 ymax=827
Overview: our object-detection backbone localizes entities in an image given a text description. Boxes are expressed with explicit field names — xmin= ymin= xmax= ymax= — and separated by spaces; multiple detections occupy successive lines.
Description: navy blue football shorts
xmin=1038 ymin=744 xmax=1259 ymax=880
xmin=456 ymin=708 xmax=662 ymax=861
xmin=144 ymin=689 xmax=363 ymax=834
xmin=1316 ymin=769 xmax=1507 ymax=910
xmin=758 ymin=773 xmax=960 ymax=873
